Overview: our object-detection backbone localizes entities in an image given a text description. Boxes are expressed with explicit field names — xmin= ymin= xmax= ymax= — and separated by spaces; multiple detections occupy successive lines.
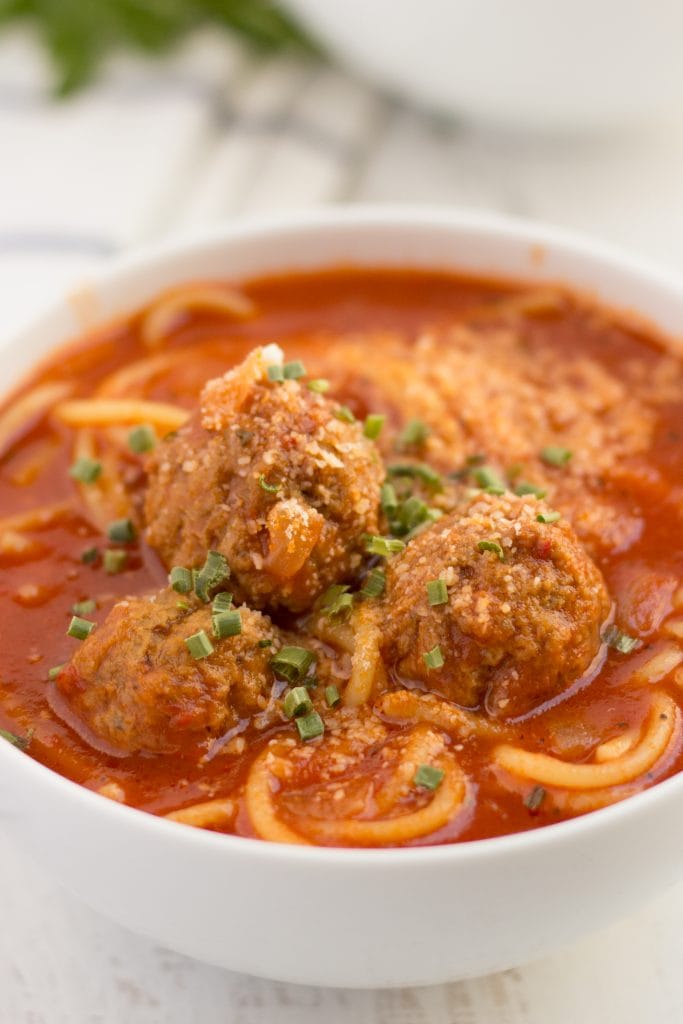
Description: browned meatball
xmin=144 ymin=345 xmax=384 ymax=612
xmin=382 ymin=491 xmax=611 ymax=719
xmin=56 ymin=589 xmax=277 ymax=755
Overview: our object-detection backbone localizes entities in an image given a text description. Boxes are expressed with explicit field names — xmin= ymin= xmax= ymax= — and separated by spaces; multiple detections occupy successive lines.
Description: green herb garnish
xmin=540 ymin=445 xmax=572 ymax=467
xmin=477 ymin=539 xmax=505 ymax=561
xmin=320 ymin=584 xmax=353 ymax=618
xmin=258 ymin=474 xmax=281 ymax=494
xmin=212 ymin=610 xmax=242 ymax=639
xmin=363 ymin=414 xmax=386 ymax=440
xmin=69 ymin=457 xmax=102 ymax=484
xmin=324 ymin=685 xmax=341 ymax=708
xmin=194 ymin=550 xmax=230 ymax=603
xmin=386 ymin=463 xmax=442 ymax=489
xmin=423 ymin=645 xmax=444 ymax=670
xmin=364 ymin=535 xmax=406 ymax=557
xmin=473 ymin=465 xmax=506 ymax=493
xmin=361 ymin=568 xmax=386 ymax=599
xmin=270 ymin=645 xmax=315 ymax=685
xmin=602 ymin=625 xmax=641 ymax=654
xmin=296 ymin=711 xmax=325 ymax=741
xmin=128 ymin=424 xmax=156 ymax=454
xmin=170 ymin=566 xmax=193 ymax=594
xmin=524 ymin=785 xmax=546 ymax=811
xmin=283 ymin=359 xmax=306 ymax=380
xmin=267 ymin=363 xmax=285 ymax=383
xmin=413 ymin=764 xmax=444 ymax=790
xmin=307 ymin=379 xmax=330 ymax=393
xmin=397 ymin=418 xmax=430 ymax=449
xmin=515 ymin=481 xmax=547 ymax=498
xmin=80 ymin=546 xmax=99 ymax=564
xmin=0 ymin=728 xmax=31 ymax=750
xmin=72 ymin=599 xmax=96 ymax=616
xmin=185 ymin=630 xmax=214 ymax=660
xmin=282 ymin=686 xmax=314 ymax=719
xmin=537 ymin=510 xmax=561 ymax=524
xmin=334 ymin=405 xmax=356 ymax=424
xmin=103 ymin=549 xmax=127 ymax=574
xmin=67 ymin=615 xmax=96 ymax=640
xmin=426 ymin=579 xmax=448 ymax=606
xmin=107 ymin=518 xmax=136 ymax=544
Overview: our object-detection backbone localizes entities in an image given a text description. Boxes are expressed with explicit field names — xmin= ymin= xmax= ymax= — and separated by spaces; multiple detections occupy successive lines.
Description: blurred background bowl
xmin=288 ymin=0 xmax=683 ymax=131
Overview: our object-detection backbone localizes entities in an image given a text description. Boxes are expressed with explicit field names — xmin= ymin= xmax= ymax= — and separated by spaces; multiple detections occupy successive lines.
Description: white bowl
xmin=288 ymin=0 xmax=683 ymax=131
xmin=2 ymin=208 xmax=683 ymax=989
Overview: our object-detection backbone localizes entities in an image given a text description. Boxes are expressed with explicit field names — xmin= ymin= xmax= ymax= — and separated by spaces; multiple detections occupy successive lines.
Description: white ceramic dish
xmin=287 ymin=0 xmax=683 ymax=131
xmin=2 ymin=208 xmax=683 ymax=989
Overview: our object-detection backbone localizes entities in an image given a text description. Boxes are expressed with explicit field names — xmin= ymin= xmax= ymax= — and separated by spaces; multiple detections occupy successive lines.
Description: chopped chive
xmin=128 ymin=424 xmax=156 ymax=454
xmin=257 ymin=638 xmax=273 ymax=648
xmin=307 ymin=378 xmax=330 ymax=393
xmin=515 ymin=480 xmax=547 ymax=498
xmin=524 ymin=785 xmax=546 ymax=812
xmin=258 ymin=474 xmax=281 ymax=494
xmin=304 ymin=676 xmax=319 ymax=689
xmin=397 ymin=418 xmax=430 ymax=449
xmin=69 ymin=457 xmax=102 ymax=484
xmin=477 ymin=539 xmax=505 ymax=561
xmin=283 ymin=359 xmax=306 ymax=380
xmin=176 ymin=601 xmax=190 ymax=611
xmin=107 ymin=518 xmax=136 ymax=544
xmin=364 ymin=534 xmax=406 ymax=557
xmin=194 ymin=550 xmax=230 ymax=603
xmin=170 ymin=566 xmax=193 ymax=594
xmin=80 ymin=546 xmax=99 ymax=564
xmin=185 ymin=630 xmax=214 ymax=660
xmin=386 ymin=463 xmax=442 ymax=489
xmin=602 ymin=624 xmax=641 ymax=654
xmin=413 ymin=764 xmax=445 ymax=790
xmin=537 ymin=510 xmax=561 ymax=524
xmin=380 ymin=482 xmax=398 ymax=516
xmin=423 ymin=645 xmax=444 ymax=670
xmin=466 ymin=453 xmax=486 ymax=466
xmin=325 ymin=684 xmax=341 ymax=708
xmin=320 ymin=584 xmax=353 ymax=618
xmin=296 ymin=711 xmax=324 ymax=741
xmin=426 ymin=579 xmax=448 ymax=606
xmin=266 ymin=363 xmax=285 ymax=383
xmin=283 ymin=686 xmax=314 ymax=719
xmin=361 ymin=568 xmax=386 ymax=599
xmin=363 ymin=413 xmax=386 ymax=440
xmin=48 ymin=664 xmax=64 ymax=680
xmin=540 ymin=445 xmax=572 ymax=467
xmin=473 ymin=465 xmax=506 ymax=493
xmin=67 ymin=615 xmax=96 ymax=640
xmin=103 ymin=549 xmax=127 ymax=574
xmin=0 ymin=728 xmax=31 ymax=750
xmin=72 ymin=599 xmax=96 ymax=616
xmin=334 ymin=405 xmax=356 ymax=424
xmin=212 ymin=609 xmax=242 ymax=639
xmin=270 ymin=645 xmax=315 ymax=685
xmin=395 ymin=496 xmax=429 ymax=533
xmin=212 ymin=591 xmax=233 ymax=613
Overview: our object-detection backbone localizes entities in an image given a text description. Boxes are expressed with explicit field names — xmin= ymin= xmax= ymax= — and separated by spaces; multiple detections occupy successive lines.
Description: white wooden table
xmin=2 ymin=26 xmax=683 ymax=1021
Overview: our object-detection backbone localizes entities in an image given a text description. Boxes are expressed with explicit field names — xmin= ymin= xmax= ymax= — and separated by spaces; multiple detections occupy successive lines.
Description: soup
xmin=1 ymin=267 xmax=682 ymax=847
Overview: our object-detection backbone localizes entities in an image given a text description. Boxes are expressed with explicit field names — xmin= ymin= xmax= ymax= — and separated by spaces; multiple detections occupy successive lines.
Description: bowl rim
xmin=3 ymin=202 xmax=683 ymax=868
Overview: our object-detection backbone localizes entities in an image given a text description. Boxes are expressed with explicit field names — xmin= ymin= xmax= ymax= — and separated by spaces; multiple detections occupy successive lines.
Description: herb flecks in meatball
xmin=144 ymin=346 xmax=384 ymax=612
xmin=56 ymin=589 xmax=277 ymax=754
xmin=382 ymin=491 xmax=611 ymax=719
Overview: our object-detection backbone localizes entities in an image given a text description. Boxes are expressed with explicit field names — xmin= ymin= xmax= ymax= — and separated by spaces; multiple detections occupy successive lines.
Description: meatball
xmin=381 ymin=491 xmax=611 ymax=719
xmin=144 ymin=345 xmax=384 ymax=612
xmin=56 ymin=589 xmax=277 ymax=754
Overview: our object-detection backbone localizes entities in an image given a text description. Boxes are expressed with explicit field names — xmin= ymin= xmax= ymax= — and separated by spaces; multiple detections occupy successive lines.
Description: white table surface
xmin=2 ymin=26 xmax=683 ymax=1022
